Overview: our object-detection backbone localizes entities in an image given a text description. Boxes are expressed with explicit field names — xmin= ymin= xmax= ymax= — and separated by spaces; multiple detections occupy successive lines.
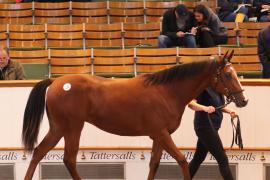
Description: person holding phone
xmin=158 ymin=4 xmax=197 ymax=48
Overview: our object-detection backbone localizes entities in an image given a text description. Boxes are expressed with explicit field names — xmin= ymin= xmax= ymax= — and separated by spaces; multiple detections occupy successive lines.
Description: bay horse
xmin=22 ymin=51 xmax=248 ymax=180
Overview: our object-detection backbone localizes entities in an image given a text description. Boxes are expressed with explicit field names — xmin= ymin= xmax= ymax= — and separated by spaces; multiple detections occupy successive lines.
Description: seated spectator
xmin=0 ymin=47 xmax=25 ymax=80
xmin=158 ymin=4 xmax=197 ymax=48
xmin=218 ymin=0 xmax=251 ymax=22
xmin=258 ymin=25 xmax=270 ymax=78
xmin=193 ymin=4 xmax=228 ymax=47
xmin=254 ymin=0 xmax=270 ymax=22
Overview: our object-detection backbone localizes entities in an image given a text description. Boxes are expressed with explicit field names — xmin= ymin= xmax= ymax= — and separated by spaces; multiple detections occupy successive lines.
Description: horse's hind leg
xmin=63 ymin=128 xmax=83 ymax=180
xmin=147 ymin=140 xmax=163 ymax=180
xmin=154 ymin=130 xmax=191 ymax=180
xmin=24 ymin=129 xmax=62 ymax=180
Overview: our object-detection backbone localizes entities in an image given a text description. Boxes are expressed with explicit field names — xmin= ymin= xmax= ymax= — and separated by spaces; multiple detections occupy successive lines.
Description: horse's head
xmin=211 ymin=50 xmax=248 ymax=107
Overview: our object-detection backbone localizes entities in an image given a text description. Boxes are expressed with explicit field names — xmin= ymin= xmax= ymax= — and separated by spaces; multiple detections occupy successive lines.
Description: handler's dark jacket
xmin=194 ymin=88 xmax=225 ymax=131
xmin=0 ymin=60 xmax=25 ymax=80
xmin=161 ymin=8 xmax=196 ymax=40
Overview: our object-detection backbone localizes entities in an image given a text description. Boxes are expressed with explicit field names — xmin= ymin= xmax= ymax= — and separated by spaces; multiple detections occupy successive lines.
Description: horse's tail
xmin=22 ymin=78 xmax=54 ymax=152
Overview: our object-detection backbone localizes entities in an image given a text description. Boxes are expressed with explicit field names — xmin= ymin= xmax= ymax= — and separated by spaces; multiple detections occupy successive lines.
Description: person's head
xmin=175 ymin=4 xmax=189 ymax=19
xmin=193 ymin=4 xmax=209 ymax=23
xmin=0 ymin=47 xmax=10 ymax=69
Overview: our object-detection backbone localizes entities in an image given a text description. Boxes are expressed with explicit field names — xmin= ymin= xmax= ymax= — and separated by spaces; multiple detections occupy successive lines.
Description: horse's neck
xmin=166 ymin=72 xmax=213 ymax=106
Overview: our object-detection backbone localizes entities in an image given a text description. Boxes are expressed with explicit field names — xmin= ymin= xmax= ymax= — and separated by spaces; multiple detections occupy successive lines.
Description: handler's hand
xmin=229 ymin=111 xmax=238 ymax=118
xmin=203 ymin=106 xmax=215 ymax=113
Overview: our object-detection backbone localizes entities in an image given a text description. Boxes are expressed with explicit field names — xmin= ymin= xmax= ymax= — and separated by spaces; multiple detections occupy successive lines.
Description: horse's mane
xmin=144 ymin=59 xmax=217 ymax=85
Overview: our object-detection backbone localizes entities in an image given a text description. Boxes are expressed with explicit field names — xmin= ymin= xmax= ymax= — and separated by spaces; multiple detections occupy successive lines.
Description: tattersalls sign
xmin=41 ymin=150 xmax=259 ymax=163
xmin=163 ymin=151 xmax=257 ymax=163
xmin=0 ymin=151 xmax=18 ymax=161
xmin=88 ymin=151 xmax=136 ymax=160
xmin=0 ymin=149 xmax=268 ymax=180
xmin=0 ymin=150 xmax=260 ymax=163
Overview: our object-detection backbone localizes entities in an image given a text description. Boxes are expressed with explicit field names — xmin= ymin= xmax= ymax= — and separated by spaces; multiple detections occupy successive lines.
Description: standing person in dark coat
xmin=188 ymin=88 xmax=237 ymax=180
xmin=258 ymin=25 xmax=270 ymax=78
xmin=158 ymin=4 xmax=197 ymax=48
xmin=193 ymin=4 xmax=228 ymax=47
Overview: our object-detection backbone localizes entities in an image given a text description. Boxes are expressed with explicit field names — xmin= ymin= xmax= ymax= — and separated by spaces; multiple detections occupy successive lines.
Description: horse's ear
xmin=220 ymin=50 xmax=234 ymax=66
xmin=223 ymin=50 xmax=228 ymax=61
xmin=220 ymin=50 xmax=229 ymax=67
xmin=226 ymin=50 xmax=234 ymax=63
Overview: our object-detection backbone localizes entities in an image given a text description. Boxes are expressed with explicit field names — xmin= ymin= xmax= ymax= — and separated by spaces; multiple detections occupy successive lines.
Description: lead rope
xmin=230 ymin=115 xmax=243 ymax=150
xmin=207 ymin=100 xmax=243 ymax=150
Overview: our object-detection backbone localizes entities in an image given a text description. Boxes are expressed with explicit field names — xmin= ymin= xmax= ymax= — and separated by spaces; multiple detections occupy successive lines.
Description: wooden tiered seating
xmin=49 ymin=49 xmax=91 ymax=77
xmin=34 ymin=2 xmax=70 ymax=24
xmin=0 ymin=0 xmax=16 ymax=3
xmin=47 ymin=24 xmax=84 ymax=49
xmin=238 ymin=22 xmax=270 ymax=46
xmin=0 ymin=24 xmax=7 ymax=47
xmin=4 ymin=46 xmax=262 ymax=79
xmin=220 ymin=47 xmax=261 ymax=77
xmin=198 ymin=0 xmax=217 ymax=9
xmin=145 ymin=1 xmax=180 ymax=22
xmin=72 ymin=1 xmax=108 ymax=24
xmin=223 ymin=22 xmax=239 ymax=46
xmin=9 ymin=50 xmax=49 ymax=79
xmin=109 ymin=1 xmax=145 ymax=23
xmin=0 ymin=0 xmax=265 ymax=79
xmin=183 ymin=1 xmax=217 ymax=11
xmin=0 ymin=3 xmax=33 ymax=24
xmin=8 ymin=24 xmax=46 ymax=50
xmin=85 ymin=23 xmax=124 ymax=48
xmin=179 ymin=47 xmax=219 ymax=63
xmin=123 ymin=23 xmax=160 ymax=47
xmin=136 ymin=47 xmax=178 ymax=74
xmin=181 ymin=1 xmax=197 ymax=10
xmin=92 ymin=48 xmax=135 ymax=77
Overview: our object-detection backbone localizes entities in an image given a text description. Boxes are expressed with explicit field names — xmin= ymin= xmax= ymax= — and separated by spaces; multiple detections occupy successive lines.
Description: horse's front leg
xmin=155 ymin=129 xmax=191 ymax=180
xmin=147 ymin=140 xmax=163 ymax=180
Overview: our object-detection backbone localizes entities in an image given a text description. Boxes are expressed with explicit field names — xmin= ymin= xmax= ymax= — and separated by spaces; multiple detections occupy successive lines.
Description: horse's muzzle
xmin=236 ymin=99 xmax=248 ymax=108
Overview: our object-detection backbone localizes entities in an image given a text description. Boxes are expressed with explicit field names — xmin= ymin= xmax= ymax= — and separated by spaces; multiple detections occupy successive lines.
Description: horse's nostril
xmin=236 ymin=99 xmax=248 ymax=107
xmin=240 ymin=99 xmax=248 ymax=107
xmin=243 ymin=99 xmax=248 ymax=106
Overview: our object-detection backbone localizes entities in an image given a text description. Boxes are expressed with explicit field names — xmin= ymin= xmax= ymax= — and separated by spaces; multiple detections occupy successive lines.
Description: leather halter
xmin=212 ymin=60 xmax=244 ymax=104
